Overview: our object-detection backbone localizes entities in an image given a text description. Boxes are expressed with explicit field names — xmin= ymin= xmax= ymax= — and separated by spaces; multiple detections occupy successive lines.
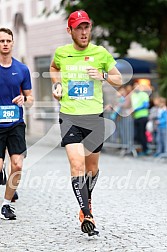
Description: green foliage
xmin=157 ymin=52 xmax=167 ymax=98
xmin=60 ymin=0 xmax=167 ymax=57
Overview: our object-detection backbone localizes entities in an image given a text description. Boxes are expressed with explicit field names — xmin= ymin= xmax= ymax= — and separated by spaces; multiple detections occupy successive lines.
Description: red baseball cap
xmin=68 ymin=10 xmax=91 ymax=28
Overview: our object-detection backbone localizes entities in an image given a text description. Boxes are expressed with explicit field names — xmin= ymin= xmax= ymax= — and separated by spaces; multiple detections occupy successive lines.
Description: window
xmin=35 ymin=56 xmax=52 ymax=102
xmin=34 ymin=56 xmax=57 ymax=122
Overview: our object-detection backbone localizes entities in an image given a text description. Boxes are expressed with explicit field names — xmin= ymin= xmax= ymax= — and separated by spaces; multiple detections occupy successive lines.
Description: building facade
xmin=0 ymin=0 xmax=71 ymax=136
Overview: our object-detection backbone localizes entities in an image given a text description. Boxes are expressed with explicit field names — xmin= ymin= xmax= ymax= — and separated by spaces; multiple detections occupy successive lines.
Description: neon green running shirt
xmin=131 ymin=91 xmax=149 ymax=119
xmin=54 ymin=43 xmax=116 ymax=115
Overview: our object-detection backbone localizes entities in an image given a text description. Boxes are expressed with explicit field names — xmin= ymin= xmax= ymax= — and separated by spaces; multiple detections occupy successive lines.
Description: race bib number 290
xmin=0 ymin=105 xmax=20 ymax=122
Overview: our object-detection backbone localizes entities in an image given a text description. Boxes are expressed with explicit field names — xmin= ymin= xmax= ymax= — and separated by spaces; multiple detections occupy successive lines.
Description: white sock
xmin=2 ymin=199 xmax=11 ymax=207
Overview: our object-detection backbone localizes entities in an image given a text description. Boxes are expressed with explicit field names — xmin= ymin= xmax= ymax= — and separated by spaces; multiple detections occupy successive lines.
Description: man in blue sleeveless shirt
xmin=0 ymin=28 xmax=34 ymax=220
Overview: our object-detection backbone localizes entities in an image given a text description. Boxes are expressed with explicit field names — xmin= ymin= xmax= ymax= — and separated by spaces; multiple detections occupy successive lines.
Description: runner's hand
xmin=12 ymin=95 xmax=25 ymax=106
xmin=87 ymin=66 xmax=103 ymax=81
xmin=52 ymin=84 xmax=62 ymax=101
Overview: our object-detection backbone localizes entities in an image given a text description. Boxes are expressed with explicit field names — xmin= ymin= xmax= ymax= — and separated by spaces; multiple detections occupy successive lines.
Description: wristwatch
xmin=52 ymin=82 xmax=62 ymax=92
xmin=103 ymin=72 xmax=108 ymax=80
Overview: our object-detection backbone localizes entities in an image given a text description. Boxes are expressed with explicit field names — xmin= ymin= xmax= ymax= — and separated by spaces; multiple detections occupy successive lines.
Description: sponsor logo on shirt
xmin=84 ymin=56 xmax=94 ymax=62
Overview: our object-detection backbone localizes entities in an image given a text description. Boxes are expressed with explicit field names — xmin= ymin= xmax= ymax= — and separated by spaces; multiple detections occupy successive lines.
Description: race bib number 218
xmin=68 ymin=80 xmax=94 ymax=100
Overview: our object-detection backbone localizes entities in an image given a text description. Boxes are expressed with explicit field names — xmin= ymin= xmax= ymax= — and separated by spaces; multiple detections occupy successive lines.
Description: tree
xmin=59 ymin=0 xmax=167 ymax=97
xmin=60 ymin=0 xmax=167 ymax=57
xmin=157 ymin=52 xmax=167 ymax=97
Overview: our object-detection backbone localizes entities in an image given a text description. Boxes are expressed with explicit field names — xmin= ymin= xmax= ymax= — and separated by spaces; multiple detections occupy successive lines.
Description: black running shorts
xmin=59 ymin=113 xmax=104 ymax=153
xmin=0 ymin=122 xmax=27 ymax=160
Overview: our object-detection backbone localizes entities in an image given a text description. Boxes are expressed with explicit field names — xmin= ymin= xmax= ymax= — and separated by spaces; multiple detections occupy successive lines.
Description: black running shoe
xmin=11 ymin=191 xmax=19 ymax=202
xmin=0 ymin=165 xmax=7 ymax=185
xmin=81 ymin=216 xmax=95 ymax=233
xmin=0 ymin=205 xmax=16 ymax=220
xmin=81 ymin=215 xmax=99 ymax=236
xmin=88 ymin=228 xmax=100 ymax=237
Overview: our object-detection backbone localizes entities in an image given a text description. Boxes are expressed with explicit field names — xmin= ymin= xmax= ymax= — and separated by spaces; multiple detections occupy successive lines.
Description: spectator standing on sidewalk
xmin=148 ymin=96 xmax=160 ymax=145
xmin=50 ymin=10 xmax=122 ymax=236
xmin=131 ymin=82 xmax=150 ymax=156
xmin=154 ymin=97 xmax=167 ymax=157
xmin=0 ymin=28 xmax=33 ymax=220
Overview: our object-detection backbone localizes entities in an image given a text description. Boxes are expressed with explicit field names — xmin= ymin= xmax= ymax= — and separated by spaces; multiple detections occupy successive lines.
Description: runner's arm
xmin=12 ymin=90 xmax=34 ymax=107
xmin=50 ymin=60 xmax=62 ymax=100
xmin=107 ymin=66 xmax=122 ymax=87
xmin=87 ymin=66 xmax=122 ymax=87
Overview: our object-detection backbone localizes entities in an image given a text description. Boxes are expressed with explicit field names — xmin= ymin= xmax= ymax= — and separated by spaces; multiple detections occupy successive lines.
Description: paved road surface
xmin=0 ymin=136 xmax=167 ymax=252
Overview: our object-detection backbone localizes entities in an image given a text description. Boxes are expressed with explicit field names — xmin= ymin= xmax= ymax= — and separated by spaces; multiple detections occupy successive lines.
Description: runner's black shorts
xmin=0 ymin=122 xmax=27 ymax=160
xmin=59 ymin=112 xmax=104 ymax=153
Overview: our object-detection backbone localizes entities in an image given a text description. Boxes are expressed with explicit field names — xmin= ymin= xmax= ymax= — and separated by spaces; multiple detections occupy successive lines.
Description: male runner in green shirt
xmin=50 ymin=10 xmax=122 ymax=236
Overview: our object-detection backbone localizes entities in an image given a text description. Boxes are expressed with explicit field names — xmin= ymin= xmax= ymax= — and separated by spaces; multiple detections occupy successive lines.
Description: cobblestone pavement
xmin=0 ymin=138 xmax=167 ymax=252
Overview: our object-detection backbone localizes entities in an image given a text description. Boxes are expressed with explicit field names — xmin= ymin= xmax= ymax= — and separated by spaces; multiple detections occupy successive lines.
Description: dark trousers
xmin=134 ymin=117 xmax=148 ymax=152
